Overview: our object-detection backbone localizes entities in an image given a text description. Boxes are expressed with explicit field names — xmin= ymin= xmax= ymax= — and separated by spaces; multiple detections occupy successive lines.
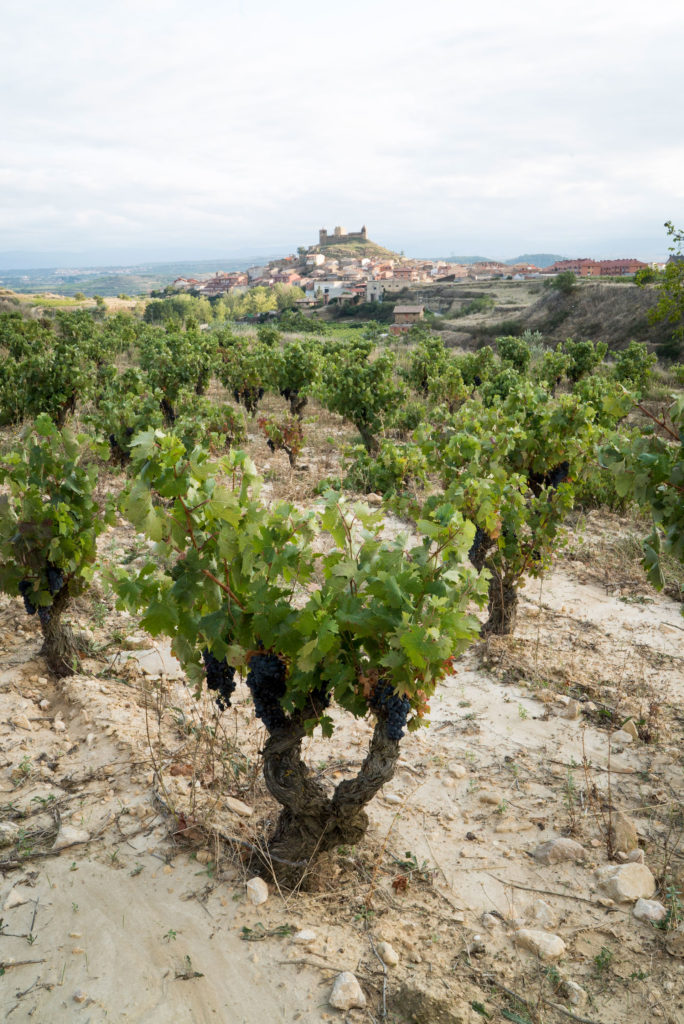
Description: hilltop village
xmin=169 ymin=225 xmax=651 ymax=307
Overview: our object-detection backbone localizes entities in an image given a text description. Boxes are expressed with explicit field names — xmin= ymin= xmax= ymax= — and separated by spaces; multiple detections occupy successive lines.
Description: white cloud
xmin=1 ymin=0 xmax=683 ymax=260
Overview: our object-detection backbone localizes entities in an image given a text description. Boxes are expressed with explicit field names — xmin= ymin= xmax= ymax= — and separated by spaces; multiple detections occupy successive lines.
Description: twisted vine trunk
xmin=482 ymin=568 xmax=518 ymax=636
xmin=259 ymin=714 xmax=400 ymax=889
xmin=40 ymin=587 xmax=80 ymax=677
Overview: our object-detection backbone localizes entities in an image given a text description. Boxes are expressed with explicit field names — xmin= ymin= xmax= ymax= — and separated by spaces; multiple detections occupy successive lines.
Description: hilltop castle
xmin=319 ymin=225 xmax=368 ymax=246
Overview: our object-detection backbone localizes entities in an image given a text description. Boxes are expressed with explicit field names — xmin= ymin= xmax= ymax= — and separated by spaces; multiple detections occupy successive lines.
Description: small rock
xmin=293 ymin=929 xmax=317 ymax=945
xmin=365 ymin=493 xmax=383 ymax=507
xmin=0 ymin=822 xmax=20 ymax=847
xmin=633 ymin=898 xmax=667 ymax=923
xmin=469 ymin=934 xmax=486 ymax=954
xmin=479 ymin=792 xmax=503 ymax=805
xmin=195 ymin=850 xmax=212 ymax=865
xmin=329 ymin=971 xmax=366 ymax=1010
xmin=85 ymin=733 xmax=95 ymax=747
xmin=225 ymin=796 xmax=253 ymax=817
xmin=246 ymin=876 xmax=269 ymax=906
xmin=562 ymin=699 xmax=581 ymax=720
xmin=609 ymin=810 xmax=638 ymax=854
xmin=52 ymin=826 xmax=90 ymax=852
xmin=627 ymin=848 xmax=645 ymax=864
xmin=514 ymin=929 xmax=566 ymax=960
xmin=12 ymin=713 xmax=32 ymax=731
xmin=561 ymin=980 xmax=587 ymax=1007
xmin=73 ymin=990 xmax=86 ymax=1004
xmin=448 ymin=763 xmax=467 ymax=779
xmin=585 ymin=701 xmax=596 ymax=711
xmin=611 ymin=730 xmax=633 ymax=746
xmin=53 ymin=719 xmax=67 ymax=733
xmin=384 ymin=794 xmax=402 ymax=805
xmin=37 ymin=676 xmax=48 ymax=686
xmin=39 ymin=699 xmax=50 ymax=710
xmin=482 ymin=914 xmax=500 ymax=931
xmin=666 ymin=924 xmax=684 ymax=957
xmin=532 ymin=838 xmax=586 ymax=864
xmin=377 ymin=940 xmax=399 ymax=966
xmin=622 ymin=719 xmax=639 ymax=741
xmin=3 ymin=889 xmax=29 ymax=910
xmin=530 ymin=900 xmax=556 ymax=929
xmin=596 ymin=863 xmax=655 ymax=902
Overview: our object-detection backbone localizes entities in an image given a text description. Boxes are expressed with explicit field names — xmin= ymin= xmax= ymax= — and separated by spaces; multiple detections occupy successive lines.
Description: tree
xmin=641 ymin=222 xmax=684 ymax=356
xmin=114 ymin=434 xmax=486 ymax=886
xmin=0 ymin=417 xmax=114 ymax=675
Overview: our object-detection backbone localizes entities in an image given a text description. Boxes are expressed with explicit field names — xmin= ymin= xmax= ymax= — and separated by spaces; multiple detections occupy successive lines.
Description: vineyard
xmin=0 ymin=303 xmax=683 ymax=1022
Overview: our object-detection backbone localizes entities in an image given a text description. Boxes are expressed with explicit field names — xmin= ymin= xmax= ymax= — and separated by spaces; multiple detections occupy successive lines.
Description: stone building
xmin=319 ymin=225 xmax=368 ymax=246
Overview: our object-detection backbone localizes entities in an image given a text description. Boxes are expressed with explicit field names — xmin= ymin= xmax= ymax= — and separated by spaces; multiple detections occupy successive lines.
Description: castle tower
xmin=319 ymin=228 xmax=328 ymax=245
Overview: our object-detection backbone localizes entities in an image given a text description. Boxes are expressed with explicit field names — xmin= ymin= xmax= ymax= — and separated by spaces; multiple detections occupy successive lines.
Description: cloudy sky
xmin=2 ymin=0 xmax=683 ymax=265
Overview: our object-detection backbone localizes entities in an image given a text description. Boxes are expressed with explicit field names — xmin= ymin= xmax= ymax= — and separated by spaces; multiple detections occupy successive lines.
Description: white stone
xmin=225 ymin=796 xmax=253 ymax=817
xmin=52 ymin=826 xmax=90 ymax=851
xmin=246 ymin=876 xmax=269 ymax=906
xmin=622 ymin=719 xmax=639 ymax=741
xmin=53 ymin=719 xmax=66 ymax=733
xmin=633 ymin=898 xmax=667 ymax=923
xmin=377 ymin=940 xmax=399 ymax=966
xmin=482 ymin=914 xmax=500 ymax=931
xmin=293 ymin=929 xmax=317 ymax=945
xmin=627 ymin=848 xmax=645 ymax=864
xmin=479 ymin=791 xmax=504 ymax=805
xmin=596 ymin=863 xmax=655 ymax=902
xmin=532 ymin=838 xmax=586 ymax=864
xmin=562 ymin=980 xmax=587 ymax=1007
xmin=530 ymin=900 xmax=556 ymax=929
xmin=329 ymin=971 xmax=366 ymax=1010
xmin=3 ymin=889 xmax=29 ymax=910
xmin=384 ymin=794 xmax=402 ymax=805
xmin=514 ymin=929 xmax=566 ymax=960
xmin=0 ymin=822 xmax=20 ymax=847
xmin=39 ymin=699 xmax=50 ymax=711
xmin=611 ymin=730 xmax=633 ymax=746
xmin=562 ymin=699 xmax=581 ymax=720
xmin=86 ymin=733 xmax=95 ymax=747
xmin=448 ymin=763 xmax=467 ymax=779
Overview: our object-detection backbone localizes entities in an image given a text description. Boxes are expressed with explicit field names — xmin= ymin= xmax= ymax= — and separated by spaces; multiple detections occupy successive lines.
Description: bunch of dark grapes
xmin=46 ymin=564 xmax=64 ymax=597
xmin=18 ymin=579 xmax=37 ymax=616
xmin=545 ymin=461 xmax=570 ymax=489
xmin=468 ymin=527 xmax=491 ymax=571
xmin=246 ymin=653 xmax=288 ymax=732
xmin=38 ymin=607 xmax=51 ymax=628
xmin=370 ymin=681 xmax=411 ymax=741
xmin=202 ymin=648 xmax=237 ymax=710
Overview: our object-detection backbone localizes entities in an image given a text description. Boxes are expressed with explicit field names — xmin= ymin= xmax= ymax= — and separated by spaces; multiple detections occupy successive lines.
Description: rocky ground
xmin=0 ymin=506 xmax=683 ymax=1023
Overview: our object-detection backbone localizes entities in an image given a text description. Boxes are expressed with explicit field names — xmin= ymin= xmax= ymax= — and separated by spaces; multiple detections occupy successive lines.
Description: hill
xmin=308 ymin=239 xmax=399 ymax=261
xmin=504 ymin=253 xmax=566 ymax=267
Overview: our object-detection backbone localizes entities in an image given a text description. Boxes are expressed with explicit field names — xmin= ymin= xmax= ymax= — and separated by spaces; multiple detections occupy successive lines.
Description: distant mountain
xmin=503 ymin=254 xmax=567 ymax=268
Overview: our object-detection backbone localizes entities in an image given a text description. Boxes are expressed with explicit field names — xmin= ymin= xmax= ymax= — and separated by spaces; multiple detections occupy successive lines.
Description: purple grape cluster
xmin=46 ymin=564 xmax=64 ymax=596
xmin=370 ymin=681 xmax=411 ymax=741
xmin=202 ymin=648 xmax=237 ymax=710
xmin=18 ymin=579 xmax=37 ymax=616
xmin=468 ymin=526 xmax=491 ymax=570
xmin=38 ymin=606 xmax=51 ymax=628
xmin=245 ymin=653 xmax=288 ymax=732
xmin=545 ymin=461 xmax=570 ymax=489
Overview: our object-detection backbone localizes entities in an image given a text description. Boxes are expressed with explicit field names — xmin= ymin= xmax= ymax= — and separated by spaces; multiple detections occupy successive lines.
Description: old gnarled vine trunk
xmin=258 ymin=713 xmax=400 ymax=889
xmin=40 ymin=586 xmax=80 ymax=678
xmin=482 ymin=569 xmax=518 ymax=636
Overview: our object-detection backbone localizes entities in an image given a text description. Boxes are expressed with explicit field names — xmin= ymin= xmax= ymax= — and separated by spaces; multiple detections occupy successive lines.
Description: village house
xmin=389 ymin=304 xmax=424 ymax=335
xmin=366 ymin=281 xmax=385 ymax=302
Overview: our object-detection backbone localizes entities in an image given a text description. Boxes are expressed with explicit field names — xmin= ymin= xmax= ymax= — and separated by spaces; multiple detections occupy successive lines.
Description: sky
xmin=1 ymin=0 xmax=683 ymax=265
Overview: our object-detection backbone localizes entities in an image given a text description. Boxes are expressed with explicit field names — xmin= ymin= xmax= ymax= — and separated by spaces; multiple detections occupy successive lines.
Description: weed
xmin=517 ymin=704 xmax=528 ymax=720
xmin=495 ymin=800 xmax=508 ymax=816
xmin=657 ymin=884 xmax=683 ymax=932
xmin=72 ymin=903 xmax=79 ymax=913
xmin=163 ymin=929 xmax=178 ymax=942
xmin=130 ymin=863 xmax=144 ymax=877
xmin=593 ymin=945 xmax=613 ymax=976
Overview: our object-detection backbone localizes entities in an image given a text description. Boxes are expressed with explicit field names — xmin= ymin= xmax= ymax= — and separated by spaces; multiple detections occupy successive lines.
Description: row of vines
xmin=0 ymin=306 xmax=681 ymax=883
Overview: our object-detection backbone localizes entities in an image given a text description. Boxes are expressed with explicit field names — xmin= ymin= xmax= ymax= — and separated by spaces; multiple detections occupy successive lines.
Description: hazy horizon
xmin=2 ymin=0 xmax=683 ymax=265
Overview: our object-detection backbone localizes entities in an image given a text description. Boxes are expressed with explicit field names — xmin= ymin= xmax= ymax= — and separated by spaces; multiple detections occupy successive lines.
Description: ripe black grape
xmin=202 ymin=648 xmax=237 ymax=710
xmin=468 ymin=526 xmax=491 ymax=571
xmin=370 ymin=681 xmax=410 ymax=741
xmin=546 ymin=461 xmax=570 ymax=489
xmin=46 ymin=564 xmax=64 ymax=596
xmin=18 ymin=579 xmax=37 ymax=616
xmin=38 ymin=606 xmax=51 ymax=628
xmin=246 ymin=653 xmax=288 ymax=732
